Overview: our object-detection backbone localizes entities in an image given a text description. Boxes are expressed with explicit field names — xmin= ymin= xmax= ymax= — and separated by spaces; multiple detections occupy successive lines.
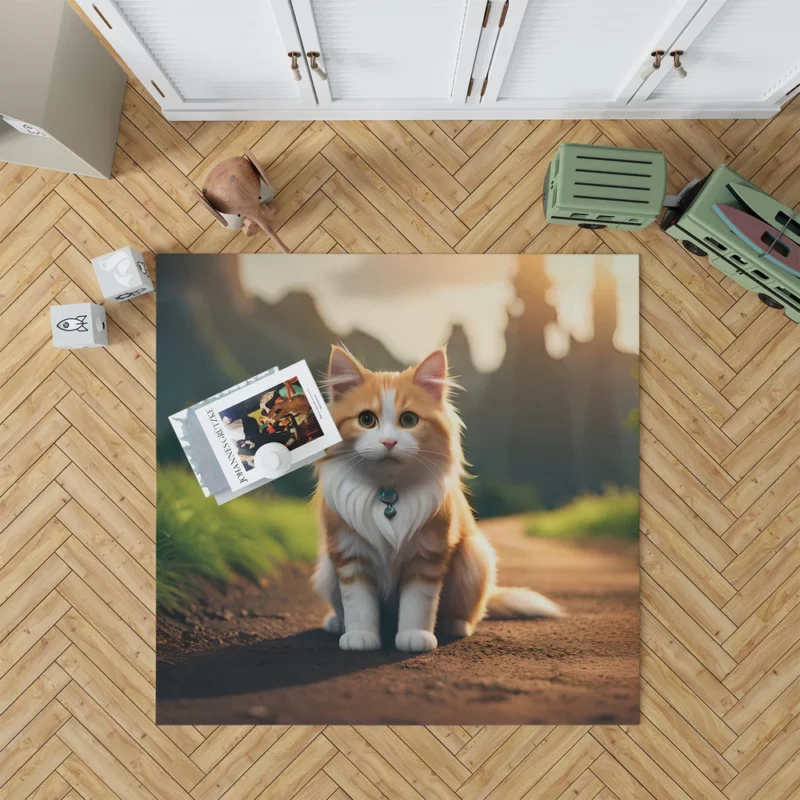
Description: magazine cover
xmin=195 ymin=360 xmax=339 ymax=490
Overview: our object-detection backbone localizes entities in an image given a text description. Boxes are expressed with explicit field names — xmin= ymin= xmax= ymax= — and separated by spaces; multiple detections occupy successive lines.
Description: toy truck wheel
xmin=578 ymin=223 xmax=606 ymax=230
xmin=758 ymin=293 xmax=784 ymax=310
xmin=682 ymin=240 xmax=707 ymax=257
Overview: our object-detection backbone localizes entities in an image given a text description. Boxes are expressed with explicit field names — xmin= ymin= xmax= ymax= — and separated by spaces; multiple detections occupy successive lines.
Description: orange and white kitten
xmin=313 ymin=345 xmax=562 ymax=653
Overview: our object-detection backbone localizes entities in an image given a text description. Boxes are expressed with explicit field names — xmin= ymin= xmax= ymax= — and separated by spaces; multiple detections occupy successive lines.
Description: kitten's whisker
xmin=411 ymin=448 xmax=449 ymax=460
xmin=412 ymin=453 xmax=448 ymax=488
xmin=332 ymin=453 xmax=366 ymax=479
xmin=412 ymin=450 xmax=449 ymax=471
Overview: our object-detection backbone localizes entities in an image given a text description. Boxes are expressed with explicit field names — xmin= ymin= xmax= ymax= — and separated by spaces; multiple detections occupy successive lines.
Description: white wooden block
xmin=91 ymin=246 xmax=154 ymax=302
xmin=51 ymin=303 xmax=108 ymax=349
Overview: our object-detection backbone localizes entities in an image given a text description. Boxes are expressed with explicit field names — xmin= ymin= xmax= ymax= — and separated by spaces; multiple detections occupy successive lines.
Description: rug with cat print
xmin=155 ymin=253 xmax=640 ymax=725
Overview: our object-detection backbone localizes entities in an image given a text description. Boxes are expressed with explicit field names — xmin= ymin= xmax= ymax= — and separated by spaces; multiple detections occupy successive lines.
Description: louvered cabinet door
xmin=289 ymin=0 xmax=487 ymax=108
xmin=75 ymin=0 xmax=316 ymax=113
xmin=635 ymin=0 xmax=800 ymax=108
xmin=480 ymin=0 xmax=703 ymax=109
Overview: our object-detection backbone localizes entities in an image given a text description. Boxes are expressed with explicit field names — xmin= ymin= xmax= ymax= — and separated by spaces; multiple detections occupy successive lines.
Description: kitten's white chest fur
xmin=319 ymin=457 xmax=446 ymax=551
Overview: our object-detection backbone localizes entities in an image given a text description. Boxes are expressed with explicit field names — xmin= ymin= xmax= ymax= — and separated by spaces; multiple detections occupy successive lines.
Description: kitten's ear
xmin=414 ymin=348 xmax=448 ymax=402
xmin=327 ymin=345 xmax=365 ymax=400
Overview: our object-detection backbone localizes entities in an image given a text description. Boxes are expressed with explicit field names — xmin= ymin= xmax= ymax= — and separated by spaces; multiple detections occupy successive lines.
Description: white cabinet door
xmin=75 ymin=0 xmax=317 ymax=112
xmin=480 ymin=0 xmax=705 ymax=110
xmin=637 ymin=0 xmax=800 ymax=108
xmin=289 ymin=0 xmax=486 ymax=109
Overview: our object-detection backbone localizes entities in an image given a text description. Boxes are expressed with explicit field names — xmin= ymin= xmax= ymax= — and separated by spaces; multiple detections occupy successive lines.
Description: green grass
xmin=157 ymin=467 xmax=318 ymax=613
xmin=524 ymin=487 xmax=639 ymax=539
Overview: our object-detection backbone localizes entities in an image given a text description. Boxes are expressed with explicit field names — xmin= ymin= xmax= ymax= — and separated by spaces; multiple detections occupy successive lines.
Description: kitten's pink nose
xmin=381 ymin=439 xmax=397 ymax=451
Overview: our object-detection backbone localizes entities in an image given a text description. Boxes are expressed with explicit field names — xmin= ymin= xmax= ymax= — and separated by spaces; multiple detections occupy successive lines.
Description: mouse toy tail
xmin=254 ymin=213 xmax=290 ymax=253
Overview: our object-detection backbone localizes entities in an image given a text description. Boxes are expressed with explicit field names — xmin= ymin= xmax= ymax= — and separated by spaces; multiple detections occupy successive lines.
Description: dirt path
xmin=156 ymin=518 xmax=640 ymax=725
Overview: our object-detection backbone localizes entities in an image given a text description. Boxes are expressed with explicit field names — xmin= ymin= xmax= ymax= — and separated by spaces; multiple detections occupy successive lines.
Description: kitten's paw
xmin=443 ymin=619 xmax=474 ymax=638
xmin=339 ymin=630 xmax=381 ymax=651
xmin=396 ymin=629 xmax=438 ymax=652
xmin=323 ymin=613 xmax=343 ymax=634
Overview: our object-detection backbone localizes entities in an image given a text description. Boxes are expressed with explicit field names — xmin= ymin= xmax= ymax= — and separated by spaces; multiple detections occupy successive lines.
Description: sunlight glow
xmin=239 ymin=254 xmax=639 ymax=371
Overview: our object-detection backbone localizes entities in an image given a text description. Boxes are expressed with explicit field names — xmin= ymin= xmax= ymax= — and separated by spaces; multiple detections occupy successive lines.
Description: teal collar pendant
xmin=378 ymin=488 xmax=398 ymax=519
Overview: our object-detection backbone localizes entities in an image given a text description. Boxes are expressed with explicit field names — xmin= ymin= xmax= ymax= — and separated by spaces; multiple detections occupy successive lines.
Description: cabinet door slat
xmin=650 ymin=0 xmax=800 ymax=102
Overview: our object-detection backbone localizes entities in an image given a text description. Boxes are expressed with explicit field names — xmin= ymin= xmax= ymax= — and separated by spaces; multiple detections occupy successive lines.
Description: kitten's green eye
xmin=399 ymin=411 xmax=419 ymax=428
xmin=358 ymin=411 xmax=377 ymax=428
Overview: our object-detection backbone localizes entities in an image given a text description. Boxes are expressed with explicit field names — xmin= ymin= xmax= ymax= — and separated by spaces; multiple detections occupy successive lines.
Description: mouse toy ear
xmin=196 ymin=190 xmax=229 ymax=227
xmin=243 ymin=149 xmax=273 ymax=189
xmin=327 ymin=345 xmax=365 ymax=401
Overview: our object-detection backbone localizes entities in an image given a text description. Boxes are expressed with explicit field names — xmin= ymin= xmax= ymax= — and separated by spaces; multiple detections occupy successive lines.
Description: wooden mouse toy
xmin=197 ymin=148 xmax=289 ymax=253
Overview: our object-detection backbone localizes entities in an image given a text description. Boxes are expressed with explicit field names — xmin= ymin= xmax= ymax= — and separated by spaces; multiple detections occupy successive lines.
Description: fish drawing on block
xmin=56 ymin=315 xmax=89 ymax=332
xmin=713 ymin=204 xmax=800 ymax=277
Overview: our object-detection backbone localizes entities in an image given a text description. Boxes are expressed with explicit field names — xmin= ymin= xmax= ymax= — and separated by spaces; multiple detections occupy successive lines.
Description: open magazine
xmin=170 ymin=360 xmax=341 ymax=504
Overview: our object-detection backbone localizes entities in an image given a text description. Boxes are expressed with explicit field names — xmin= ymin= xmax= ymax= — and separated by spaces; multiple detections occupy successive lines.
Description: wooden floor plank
xmin=57 ymin=681 xmax=192 ymax=800
xmin=0 ymin=732 xmax=71 ymax=800
xmin=121 ymin=85 xmax=202 ymax=176
xmin=641 ymin=501 xmax=736 ymax=609
xmin=485 ymin=727 xmax=591 ymax=800
xmin=111 ymin=148 xmax=202 ymax=249
xmin=0 ymin=227 xmax=68 ymax=316
xmin=116 ymin=116 xmax=202 ymax=212
xmin=56 ymin=717 xmax=157 ymax=800
xmin=637 ymin=680 xmax=736 ymax=789
xmin=0 ymin=446 xmax=69 ymax=536
xmin=400 ymin=121 xmax=469 ymax=175
xmin=0 ymin=162 xmax=36 ymax=206
xmin=189 ymin=727 xmax=289 ymax=800
xmin=0 ymin=591 xmax=70 ymax=683
xmin=57 ymin=752 xmax=123 ymax=800
xmin=0 ymin=193 xmax=69 ymax=276
xmin=642 ymin=576 xmax=737 ymax=685
xmin=187 ymin=122 xmax=238 ymax=158
xmin=55 ymin=533 xmax=154 ymax=642
xmin=0 ymin=519 xmax=72 ymax=613
xmin=329 ymin=121 xmax=470 ymax=246
xmin=321 ymin=171 xmax=416 ymax=254
xmin=57 ymin=645 xmax=203 ymax=788
xmin=364 ymin=120 xmax=469 ymax=210
xmin=57 ymin=571 xmax=154 ymax=684
xmin=251 ymin=122 xmax=317 ymax=188
xmin=454 ymin=119 xmax=577 ymax=230
xmin=0 ymin=482 xmax=70 ymax=569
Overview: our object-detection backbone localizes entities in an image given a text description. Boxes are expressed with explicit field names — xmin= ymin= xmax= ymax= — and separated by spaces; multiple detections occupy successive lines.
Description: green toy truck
xmin=660 ymin=165 xmax=800 ymax=323
xmin=544 ymin=143 xmax=800 ymax=323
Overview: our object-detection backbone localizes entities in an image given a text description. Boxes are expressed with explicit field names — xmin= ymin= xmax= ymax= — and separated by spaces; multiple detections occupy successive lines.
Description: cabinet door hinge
xmin=467 ymin=77 xmax=474 ymax=97
xmin=499 ymin=0 xmax=509 ymax=27
xmin=482 ymin=0 xmax=492 ymax=27
xmin=480 ymin=77 xmax=488 ymax=97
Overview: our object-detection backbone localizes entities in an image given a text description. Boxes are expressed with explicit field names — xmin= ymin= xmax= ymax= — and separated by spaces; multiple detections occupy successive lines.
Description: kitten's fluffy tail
xmin=486 ymin=587 xmax=564 ymax=619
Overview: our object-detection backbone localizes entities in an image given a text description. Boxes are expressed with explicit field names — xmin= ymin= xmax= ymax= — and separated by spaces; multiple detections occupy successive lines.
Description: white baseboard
xmin=163 ymin=103 xmax=779 ymax=122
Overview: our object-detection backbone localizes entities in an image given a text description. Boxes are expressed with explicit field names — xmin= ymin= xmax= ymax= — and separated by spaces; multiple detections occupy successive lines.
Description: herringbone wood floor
xmin=3 ymin=31 xmax=800 ymax=798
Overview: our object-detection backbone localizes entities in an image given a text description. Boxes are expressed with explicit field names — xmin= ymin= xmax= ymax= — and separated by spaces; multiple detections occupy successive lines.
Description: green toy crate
xmin=544 ymin=143 xmax=667 ymax=231
xmin=660 ymin=164 xmax=800 ymax=323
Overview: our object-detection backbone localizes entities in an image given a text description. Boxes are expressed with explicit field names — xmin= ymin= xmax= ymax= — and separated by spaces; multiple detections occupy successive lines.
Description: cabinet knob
xmin=288 ymin=52 xmax=302 ymax=81
xmin=640 ymin=51 xmax=665 ymax=81
xmin=307 ymin=52 xmax=328 ymax=81
xmin=670 ymin=50 xmax=687 ymax=79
